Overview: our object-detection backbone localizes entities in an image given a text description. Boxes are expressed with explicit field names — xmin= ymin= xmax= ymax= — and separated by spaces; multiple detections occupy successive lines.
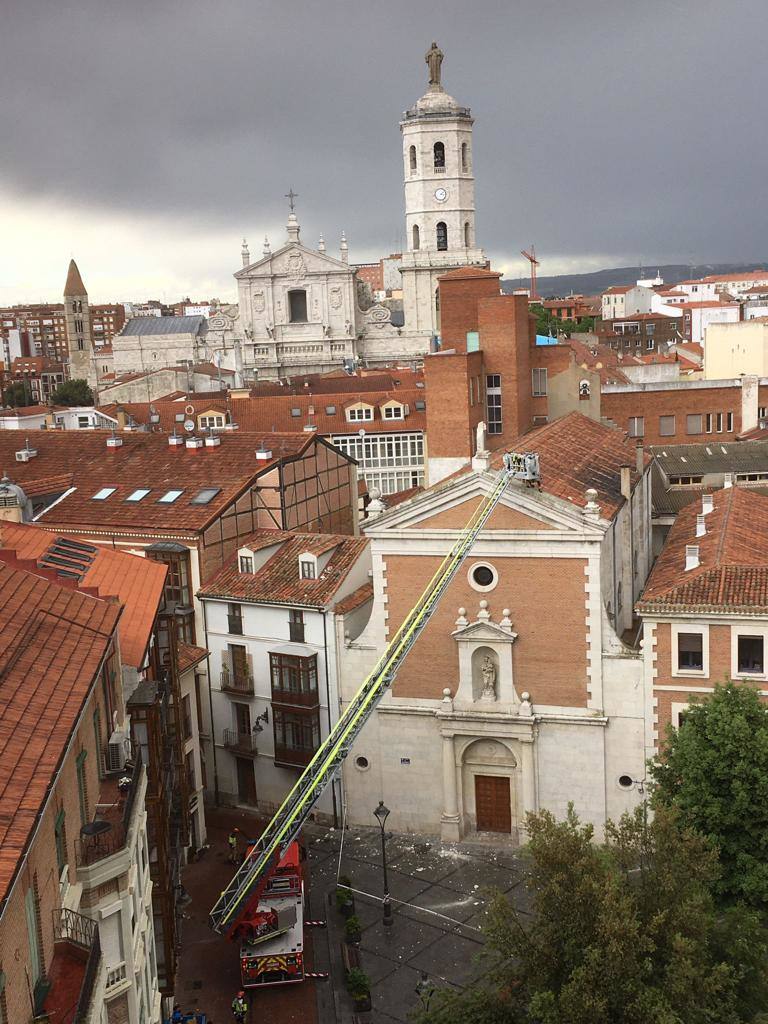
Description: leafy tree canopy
xmin=413 ymin=806 xmax=768 ymax=1024
xmin=2 ymin=381 xmax=31 ymax=407
xmin=650 ymin=681 xmax=768 ymax=908
xmin=51 ymin=379 xmax=94 ymax=407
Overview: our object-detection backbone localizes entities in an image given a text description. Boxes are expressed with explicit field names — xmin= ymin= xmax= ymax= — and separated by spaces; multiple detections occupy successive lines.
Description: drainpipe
xmin=321 ymin=609 xmax=339 ymax=829
xmin=201 ymin=598 xmax=220 ymax=806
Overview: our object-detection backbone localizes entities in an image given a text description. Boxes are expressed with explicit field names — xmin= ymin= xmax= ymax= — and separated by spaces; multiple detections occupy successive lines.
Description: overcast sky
xmin=2 ymin=0 xmax=766 ymax=304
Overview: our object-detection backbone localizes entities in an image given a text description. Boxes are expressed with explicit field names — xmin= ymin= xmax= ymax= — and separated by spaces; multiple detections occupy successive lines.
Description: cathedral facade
xmin=213 ymin=44 xmax=487 ymax=380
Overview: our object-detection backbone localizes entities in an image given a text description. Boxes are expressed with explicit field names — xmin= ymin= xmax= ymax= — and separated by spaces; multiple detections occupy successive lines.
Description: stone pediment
xmin=236 ymin=242 xmax=352 ymax=280
xmin=452 ymin=620 xmax=517 ymax=644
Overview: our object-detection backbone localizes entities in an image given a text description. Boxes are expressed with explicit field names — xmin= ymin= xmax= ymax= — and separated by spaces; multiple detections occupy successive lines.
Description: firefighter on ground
xmin=227 ymin=828 xmax=239 ymax=864
xmin=232 ymin=990 xmax=248 ymax=1023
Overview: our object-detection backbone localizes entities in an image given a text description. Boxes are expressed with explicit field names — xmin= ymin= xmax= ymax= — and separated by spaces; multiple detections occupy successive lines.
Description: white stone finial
xmin=263 ymin=235 xmax=271 ymax=256
xmin=442 ymin=687 xmax=452 ymax=703
xmin=340 ymin=230 xmax=349 ymax=264
xmin=471 ymin=420 xmax=492 ymax=472
xmin=584 ymin=487 xmax=600 ymax=519
xmin=477 ymin=599 xmax=490 ymax=622
xmin=287 ymin=213 xmax=300 ymax=244
xmin=455 ymin=607 xmax=468 ymax=627
xmin=318 ymin=234 xmax=326 ymax=253
xmin=519 ymin=691 xmax=533 ymax=717
xmin=241 ymin=238 xmax=250 ymax=267
xmin=366 ymin=486 xmax=386 ymax=519
xmin=500 ymin=608 xmax=512 ymax=631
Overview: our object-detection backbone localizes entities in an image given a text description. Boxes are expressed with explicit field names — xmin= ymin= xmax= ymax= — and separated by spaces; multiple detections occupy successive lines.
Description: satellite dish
xmin=184 ymin=419 xmax=195 ymax=432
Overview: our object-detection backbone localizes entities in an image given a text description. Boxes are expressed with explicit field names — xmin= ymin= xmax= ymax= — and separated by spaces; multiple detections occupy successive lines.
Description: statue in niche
xmin=480 ymin=655 xmax=497 ymax=701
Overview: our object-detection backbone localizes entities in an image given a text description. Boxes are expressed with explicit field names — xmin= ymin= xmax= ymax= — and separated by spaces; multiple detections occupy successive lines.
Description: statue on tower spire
xmin=425 ymin=42 xmax=444 ymax=89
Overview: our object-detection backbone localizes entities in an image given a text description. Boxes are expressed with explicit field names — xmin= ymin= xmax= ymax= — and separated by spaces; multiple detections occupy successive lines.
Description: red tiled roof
xmin=0 ymin=405 xmax=49 ymax=417
xmin=100 ymin=389 xmax=426 ymax=436
xmin=702 ymin=271 xmax=768 ymax=284
xmin=638 ymin=488 xmax=768 ymax=613
xmin=334 ymin=582 xmax=373 ymax=615
xmin=0 ymin=562 xmax=120 ymax=904
xmin=490 ymin=412 xmax=648 ymax=520
xmin=677 ymin=301 xmax=739 ymax=309
xmin=198 ymin=529 xmax=368 ymax=607
xmin=178 ymin=643 xmax=208 ymax=674
xmin=603 ymin=285 xmax=635 ymax=295
xmin=0 ymin=430 xmax=323 ymax=534
xmin=0 ymin=522 xmax=167 ymax=669
xmin=251 ymin=369 xmax=424 ymax=397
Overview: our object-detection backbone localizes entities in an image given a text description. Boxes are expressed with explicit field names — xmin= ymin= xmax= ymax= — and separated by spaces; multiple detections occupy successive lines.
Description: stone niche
xmin=452 ymin=601 xmax=519 ymax=710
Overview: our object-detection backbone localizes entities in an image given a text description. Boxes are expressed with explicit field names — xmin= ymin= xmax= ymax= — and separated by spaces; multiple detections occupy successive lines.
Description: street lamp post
xmin=373 ymin=800 xmax=393 ymax=927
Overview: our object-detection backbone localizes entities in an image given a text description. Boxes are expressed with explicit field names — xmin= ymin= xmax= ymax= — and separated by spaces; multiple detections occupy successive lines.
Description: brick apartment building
xmin=637 ymin=486 xmax=768 ymax=757
xmin=596 ymin=312 xmax=682 ymax=352
xmin=0 ymin=299 xmax=124 ymax=363
xmin=0 ymin=549 xmax=162 ymax=1023
xmin=1 ymin=355 xmax=66 ymax=403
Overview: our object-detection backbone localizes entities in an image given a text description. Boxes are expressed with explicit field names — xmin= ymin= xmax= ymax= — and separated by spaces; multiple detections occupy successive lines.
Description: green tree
xmin=413 ymin=806 xmax=768 ymax=1024
xmin=2 ymin=381 xmax=31 ymax=407
xmin=51 ymin=379 xmax=94 ymax=406
xmin=650 ymin=681 xmax=768 ymax=908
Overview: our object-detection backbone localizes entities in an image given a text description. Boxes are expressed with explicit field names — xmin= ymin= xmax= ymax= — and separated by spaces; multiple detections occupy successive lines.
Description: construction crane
xmin=521 ymin=245 xmax=540 ymax=301
xmin=210 ymin=450 xmax=542 ymax=939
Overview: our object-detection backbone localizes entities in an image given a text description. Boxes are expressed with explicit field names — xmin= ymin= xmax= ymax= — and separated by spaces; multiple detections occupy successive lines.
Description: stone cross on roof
xmin=285 ymin=187 xmax=299 ymax=213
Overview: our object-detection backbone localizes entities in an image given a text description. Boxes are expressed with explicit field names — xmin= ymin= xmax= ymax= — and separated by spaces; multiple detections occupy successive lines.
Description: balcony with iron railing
xmin=39 ymin=909 xmax=102 ymax=1024
xmin=223 ymin=727 xmax=259 ymax=757
xmin=273 ymin=741 xmax=318 ymax=769
xmin=220 ymin=663 xmax=255 ymax=697
xmin=76 ymin=751 xmax=143 ymax=881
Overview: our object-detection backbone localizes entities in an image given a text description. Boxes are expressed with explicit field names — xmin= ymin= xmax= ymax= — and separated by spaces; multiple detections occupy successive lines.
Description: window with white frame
xmin=486 ymin=374 xmax=502 ymax=434
xmin=346 ymin=406 xmax=373 ymax=423
xmin=200 ymin=414 xmax=225 ymax=428
xmin=737 ymin=634 xmax=764 ymax=675
xmin=628 ymin=417 xmax=644 ymax=438
xmin=383 ymin=405 xmax=404 ymax=420
xmin=672 ymin=623 xmax=709 ymax=676
xmin=300 ymin=558 xmax=316 ymax=579
xmin=532 ymin=368 xmax=548 ymax=397
xmin=239 ymin=554 xmax=254 ymax=574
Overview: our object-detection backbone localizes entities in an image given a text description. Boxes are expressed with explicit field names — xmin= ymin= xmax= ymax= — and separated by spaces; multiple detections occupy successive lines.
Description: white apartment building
xmin=198 ymin=530 xmax=372 ymax=820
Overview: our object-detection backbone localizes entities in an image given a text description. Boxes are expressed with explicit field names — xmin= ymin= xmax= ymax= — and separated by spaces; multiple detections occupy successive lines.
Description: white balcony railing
xmin=105 ymin=961 xmax=128 ymax=993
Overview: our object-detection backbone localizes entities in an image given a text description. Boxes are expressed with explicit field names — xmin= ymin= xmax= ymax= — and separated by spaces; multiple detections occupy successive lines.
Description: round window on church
xmin=618 ymin=775 xmax=634 ymax=789
xmin=355 ymin=756 xmax=370 ymax=771
xmin=468 ymin=562 xmax=498 ymax=592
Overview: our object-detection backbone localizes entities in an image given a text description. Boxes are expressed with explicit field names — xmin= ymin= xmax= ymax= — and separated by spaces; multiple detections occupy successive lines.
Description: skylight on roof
xmin=92 ymin=487 xmax=116 ymax=500
xmin=126 ymin=488 xmax=151 ymax=502
xmin=158 ymin=489 xmax=184 ymax=504
xmin=190 ymin=487 xmax=221 ymax=505
xmin=326 ymin=405 xmax=337 ymax=415
xmin=415 ymin=400 xmax=426 ymax=410
xmin=290 ymin=408 xmax=301 ymax=417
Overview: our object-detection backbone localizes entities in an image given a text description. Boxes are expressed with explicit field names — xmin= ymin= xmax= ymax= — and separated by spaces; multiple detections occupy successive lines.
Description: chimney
xmin=741 ymin=373 xmax=759 ymax=434
xmin=620 ymin=464 xmax=632 ymax=500
xmin=635 ymin=442 xmax=644 ymax=475
xmin=696 ymin=513 xmax=706 ymax=537
xmin=685 ymin=544 xmax=700 ymax=571
xmin=115 ymin=406 xmax=127 ymax=429
xmin=185 ymin=436 xmax=204 ymax=453
xmin=106 ymin=431 xmax=123 ymax=449
xmin=702 ymin=493 xmax=714 ymax=515
xmin=168 ymin=431 xmax=184 ymax=449
xmin=724 ymin=472 xmax=733 ymax=489
xmin=204 ymin=434 xmax=221 ymax=448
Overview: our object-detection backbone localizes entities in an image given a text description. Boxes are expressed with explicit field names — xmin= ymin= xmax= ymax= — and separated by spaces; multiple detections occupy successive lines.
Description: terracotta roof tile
xmin=489 ymin=412 xmax=647 ymax=520
xmin=334 ymin=582 xmax=373 ymax=615
xmin=0 ymin=430 xmax=322 ymax=534
xmin=178 ymin=643 xmax=208 ymax=673
xmin=638 ymin=487 xmax=768 ymax=613
xmin=0 ymin=562 xmax=120 ymax=904
xmin=0 ymin=522 xmax=167 ymax=668
xmin=198 ymin=529 xmax=368 ymax=607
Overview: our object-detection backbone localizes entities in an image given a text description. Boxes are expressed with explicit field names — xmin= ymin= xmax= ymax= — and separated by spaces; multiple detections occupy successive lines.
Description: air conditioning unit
xmin=15 ymin=447 xmax=37 ymax=462
xmin=104 ymin=728 xmax=129 ymax=773
xmin=532 ymin=415 xmax=549 ymax=425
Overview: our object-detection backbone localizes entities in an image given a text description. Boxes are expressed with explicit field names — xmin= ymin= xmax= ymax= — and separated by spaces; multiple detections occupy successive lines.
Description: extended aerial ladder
xmin=210 ymin=450 xmax=541 ymax=938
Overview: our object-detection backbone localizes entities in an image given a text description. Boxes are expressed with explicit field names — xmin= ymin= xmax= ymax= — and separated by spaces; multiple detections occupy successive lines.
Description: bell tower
xmin=400 ymin=44 xmax=486 ymax=337
xmin=64 ymin=258 xmax=95 ymax=386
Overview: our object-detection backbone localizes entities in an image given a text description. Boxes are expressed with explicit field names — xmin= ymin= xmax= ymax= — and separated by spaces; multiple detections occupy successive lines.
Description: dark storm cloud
xmin=2 ymin=0 xmax=768 ymax=266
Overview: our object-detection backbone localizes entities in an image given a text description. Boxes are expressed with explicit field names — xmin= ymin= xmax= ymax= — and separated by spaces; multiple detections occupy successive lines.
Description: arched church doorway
xmin=460 ymin=738 xmax=517 ymax=835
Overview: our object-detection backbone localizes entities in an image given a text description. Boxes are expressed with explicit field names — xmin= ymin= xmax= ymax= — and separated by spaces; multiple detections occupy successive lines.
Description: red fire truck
xmin=236 ymin=841 xmax=305 ymax=988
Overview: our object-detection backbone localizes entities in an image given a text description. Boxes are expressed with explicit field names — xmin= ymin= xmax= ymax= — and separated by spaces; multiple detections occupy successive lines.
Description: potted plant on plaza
xmin=336 ymin=875 xmax=355 ymax=917
xmin=345 ymin=914 xmax=362 ymax=946
xmin=346 ymin=966 xmax=372 ymax=1012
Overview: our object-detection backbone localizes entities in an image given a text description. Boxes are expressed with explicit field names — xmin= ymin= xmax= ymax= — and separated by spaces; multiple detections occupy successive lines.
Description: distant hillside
xmin=501 ymin=263 xmax=768 ymax=299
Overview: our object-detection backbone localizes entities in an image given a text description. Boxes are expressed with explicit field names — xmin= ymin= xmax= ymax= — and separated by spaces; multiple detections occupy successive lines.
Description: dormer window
xmin=383 ymin=404 xmax=404 ymax=420
xmin=299 ymin=554 xmax=317 ymax=579
xmin=346 ymin=404 xmax=374 ymax=423
xmin=239 ymin=554 xmax=254 ymax=574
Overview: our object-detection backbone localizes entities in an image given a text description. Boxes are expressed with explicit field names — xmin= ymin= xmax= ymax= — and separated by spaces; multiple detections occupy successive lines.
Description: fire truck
xmin=236 ymin=841 xmax=305 ymax=988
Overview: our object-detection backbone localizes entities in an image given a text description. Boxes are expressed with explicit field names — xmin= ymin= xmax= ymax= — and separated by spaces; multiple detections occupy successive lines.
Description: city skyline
xmin=2 ymin=0 xmax=767 ymax=304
